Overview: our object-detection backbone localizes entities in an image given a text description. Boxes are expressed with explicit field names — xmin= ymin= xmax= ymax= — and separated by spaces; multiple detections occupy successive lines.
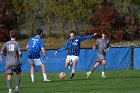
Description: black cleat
xmin=70 ymin=73 xmax=75 ymax=79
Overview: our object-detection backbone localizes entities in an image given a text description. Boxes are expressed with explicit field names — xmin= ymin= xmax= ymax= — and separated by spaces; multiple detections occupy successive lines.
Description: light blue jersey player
xmin=55 ymin=31 xmax=97 ymax=79
xmin=26 ymin=29 xmax=51 ymax=82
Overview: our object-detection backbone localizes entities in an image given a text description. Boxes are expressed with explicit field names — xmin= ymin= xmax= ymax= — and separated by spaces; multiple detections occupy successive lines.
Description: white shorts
xmin=66 ymin=55 xmax=79 ymax=63
xmin=29 ymin=58 xmax=44 ymax=66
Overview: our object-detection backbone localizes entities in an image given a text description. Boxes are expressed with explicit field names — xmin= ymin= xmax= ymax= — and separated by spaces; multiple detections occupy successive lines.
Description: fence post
xmin=131 ymin=44 xmax=134 ymax=70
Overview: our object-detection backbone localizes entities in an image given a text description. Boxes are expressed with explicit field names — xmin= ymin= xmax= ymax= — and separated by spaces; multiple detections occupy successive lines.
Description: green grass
xmin=0 ymin=70 xmax=140 ymax=93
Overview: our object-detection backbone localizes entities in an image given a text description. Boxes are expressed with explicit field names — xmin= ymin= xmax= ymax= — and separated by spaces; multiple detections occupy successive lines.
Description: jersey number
xmin=9 ymin=44 xmax=15 ymax=51
xmin=32 ymin=41 xmax=36 ymax=47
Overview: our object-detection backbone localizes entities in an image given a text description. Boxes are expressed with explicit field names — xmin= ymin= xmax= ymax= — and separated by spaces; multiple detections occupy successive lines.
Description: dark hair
xmin=10 ymin=31 xmax=17 ymax=38
xmin=69 ymin=30 xmax=76 ymax=35
xmin=102 ymin=32 xmax=107 ymax=35
xmin=36 ymin=29 xmax=43 ymax=35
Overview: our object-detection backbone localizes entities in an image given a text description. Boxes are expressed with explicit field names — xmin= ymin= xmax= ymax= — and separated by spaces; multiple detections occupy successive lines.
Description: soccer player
xmin=86 ymin=32 xmax=111 ymax=79
xmin=55 ymin=31 xmax=97 ymax=79
xmin=1 ymin=31 xmax=22 ymax=93
xmin=26 ymin=29 xmax=51 ymax=82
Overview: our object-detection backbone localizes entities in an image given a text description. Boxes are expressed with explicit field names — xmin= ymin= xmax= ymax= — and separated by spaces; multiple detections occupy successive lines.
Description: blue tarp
xmin=0 ymin=48 xmax=132 ymax=73
xmin=134 ymin=48 xmax=140 ymax=70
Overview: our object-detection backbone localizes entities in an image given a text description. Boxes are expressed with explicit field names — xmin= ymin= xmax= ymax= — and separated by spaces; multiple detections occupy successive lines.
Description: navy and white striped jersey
xmin=57 ymin=35 xmax=94 ymax=56
xmin=27 ymin=35 xmax=45 ymax=59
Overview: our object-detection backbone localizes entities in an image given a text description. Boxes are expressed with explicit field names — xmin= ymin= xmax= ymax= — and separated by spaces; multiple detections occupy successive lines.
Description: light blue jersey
xmin=28 ymin=35 xmax=45 ymax=59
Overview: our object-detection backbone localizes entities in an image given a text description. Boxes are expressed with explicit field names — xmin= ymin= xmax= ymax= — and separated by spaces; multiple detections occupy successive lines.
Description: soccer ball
xmin=59 ymin=72 xmax=66 ymax=79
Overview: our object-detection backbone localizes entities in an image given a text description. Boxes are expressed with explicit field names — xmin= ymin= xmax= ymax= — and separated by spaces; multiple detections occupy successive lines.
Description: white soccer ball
xmin=59 ymin=72 xmax=66 ymax=79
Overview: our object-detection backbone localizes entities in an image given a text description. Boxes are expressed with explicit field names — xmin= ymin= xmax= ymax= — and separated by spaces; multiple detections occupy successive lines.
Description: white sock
xmin=31 ymin=75 xmax=34 ymax=82
xmin=43 ymin=73 xmax=47 ymax=80
xmin=72 ymin=68 xmax=75 ymax=74
xmin=102 ymin=72 xmax=105 ymax=75
xmin=88 ymin=71 xmax=91 ymax=74
xmin=9 ymin=89 xmax=12 ymax=92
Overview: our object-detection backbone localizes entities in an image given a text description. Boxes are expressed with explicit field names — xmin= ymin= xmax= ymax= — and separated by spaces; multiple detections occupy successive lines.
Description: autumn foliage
xmin=86 ymin=5 xmax=140 ymax=41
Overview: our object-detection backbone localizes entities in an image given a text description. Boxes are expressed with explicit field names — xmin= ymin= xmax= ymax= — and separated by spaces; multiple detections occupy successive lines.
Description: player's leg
xmin=6 ymin=68 xmax=13 ymax=93
xmin=7 ymin=74 xmax=12 ymax=93
xmin=29 ymin=59 xmax=35 ymax=82
xmin=37 ymin=58 xmax=51 ymax=82
xmin=70 ymin=59 xmax=78 ymax=79
xmin=101 ymin=59 xmax=107 ymax=78
xmin=87 ymin=62 xmax=101 ymax=78
xmin=65 ymin=55 xmax=72 ymax=68
xmin=14 ymin=66 xmax=21 ymax=93
xmin=15 ymin=72 xmax=21 ymax=93
xmin=70 ymin=56 xmax=79 ymax=79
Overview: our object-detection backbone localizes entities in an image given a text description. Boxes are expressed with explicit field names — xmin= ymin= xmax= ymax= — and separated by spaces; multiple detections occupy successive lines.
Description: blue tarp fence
xmin=0 ymin=47 xmax=140 ymax=73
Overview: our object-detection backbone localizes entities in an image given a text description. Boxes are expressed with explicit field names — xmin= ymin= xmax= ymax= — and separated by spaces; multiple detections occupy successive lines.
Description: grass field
xmin=0 ymin=70 xmax=140 ymax=93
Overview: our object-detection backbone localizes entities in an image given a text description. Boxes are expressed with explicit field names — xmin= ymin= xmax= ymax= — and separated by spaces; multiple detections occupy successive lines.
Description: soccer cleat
xmin=8 ymin=89 xmax=12 ymax=93
xmin=70 ymin=73 xmax=75 ymax=79
xmin=14 ymin=86 xmax=19 ymax=93
xmin=44 ymin=79 xmax=51 ymax=82
xmin=101 ymin=74 xmax=107 ymax=79
xmin=86 ymin=72 xmax=91 ymax=79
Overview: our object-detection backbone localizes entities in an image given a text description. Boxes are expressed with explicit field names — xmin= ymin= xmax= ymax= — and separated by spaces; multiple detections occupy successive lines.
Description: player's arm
xmin=1 ymin=43 xmax=6 ymax=56
xmin=26 ymin=45 xmax=29 ymax=50
xmin=55 ymin=40 xmax=70 ymax=55
xmin=40 ymin=40 xmax=49 ymax=59
xmin=0 ymin=54 xmax=2 ymax=62
xmin=79 ymin=33 xmax=97 ymax=41
xmin=26 ymin=39 xmax=31 ymax=50
xmin=105 ymin=40 xmax=111 ymax=52
xmin=93 ymin=39 xmax=99 ymax=50
xmin=17 ymin=43 xmax=22 ymax=64
xmin=41 ymin=48 xmax=49 ymax=59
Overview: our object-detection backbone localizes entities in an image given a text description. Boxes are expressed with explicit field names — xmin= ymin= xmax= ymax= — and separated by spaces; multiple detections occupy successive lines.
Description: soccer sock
xmin=102 ymin=64 xmax=106 ymax=74
xmin=7 ymin=80 xmax=12 ymax=90
xmin=43 ymin=73 xmax=47 ymax=80
xmin=71 ymin=68 xmax=75 ymax=74
xmin=16 ymin=75 xmax=21 ymax=87
xmin=9 ymin=89 xmax=12 ymax=93
xmin=31 ymin=74 xmax=34 ymax=82
xmin=90 ymin=66 xmax=97 ymax=73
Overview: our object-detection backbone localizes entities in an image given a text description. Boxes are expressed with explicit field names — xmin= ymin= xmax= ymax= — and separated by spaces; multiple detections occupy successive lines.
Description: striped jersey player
xmin=55 ymin=30 xmax=97 ymax=79
xmin=26 ymin=29 xmax=51 ymax=82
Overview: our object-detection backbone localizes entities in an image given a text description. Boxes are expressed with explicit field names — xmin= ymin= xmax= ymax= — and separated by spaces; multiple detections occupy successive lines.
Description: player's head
xmin=102 ymin=32 xmax=107 ymax=39
xmin=10 ymin=31 xmax=17 ymax=39
xmin=69 ymin=30 xmax=76 ymax=39
xmin=36 ymin=29 xmax=43 ymax=36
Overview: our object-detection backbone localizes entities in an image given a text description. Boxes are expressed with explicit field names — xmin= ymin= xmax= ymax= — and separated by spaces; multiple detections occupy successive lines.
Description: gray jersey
xmin=95 ymin=38 xmax=110 ymax=55
xmin=1 ymin=40 xmax=22 ymax=66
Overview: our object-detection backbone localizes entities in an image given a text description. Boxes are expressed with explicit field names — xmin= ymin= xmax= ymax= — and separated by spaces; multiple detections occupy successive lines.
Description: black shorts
xmin=6 ymin=64 xmax=21 ymax=75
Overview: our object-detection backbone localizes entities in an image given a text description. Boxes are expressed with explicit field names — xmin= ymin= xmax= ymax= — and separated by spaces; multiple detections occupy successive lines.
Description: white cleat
xmin=86 ymin=72 xmax=91 ymax=79
xmin=44 ymin=79 xmax=51 ymax=82
xmin=15 ymin=87 xmax=19 ymax=93
xmin=8 ymin=89 xmax=12 ymax=93
xmin=101 ymin=74 xmax=107 ymax=79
